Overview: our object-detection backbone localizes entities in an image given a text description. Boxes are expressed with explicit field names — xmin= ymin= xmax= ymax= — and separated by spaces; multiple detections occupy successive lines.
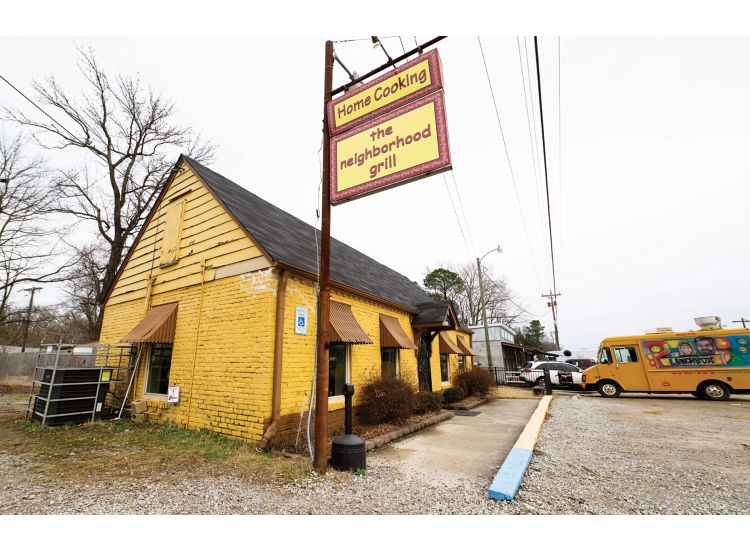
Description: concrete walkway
xmin=375 ymin=398 xmax=540 ymax=484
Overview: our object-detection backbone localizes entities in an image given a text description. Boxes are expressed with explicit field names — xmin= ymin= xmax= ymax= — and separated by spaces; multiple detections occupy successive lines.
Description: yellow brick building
xmin=99 ymin=156 xmax=476 ymax=445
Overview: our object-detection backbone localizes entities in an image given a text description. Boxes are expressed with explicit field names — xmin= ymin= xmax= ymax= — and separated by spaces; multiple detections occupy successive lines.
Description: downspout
xmin=258 ymin=269 xmax=288 ymax=450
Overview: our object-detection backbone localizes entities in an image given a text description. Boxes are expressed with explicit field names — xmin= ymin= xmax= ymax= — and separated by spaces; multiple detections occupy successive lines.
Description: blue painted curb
xmin=488 ymin=447 xmax=533 ymax=500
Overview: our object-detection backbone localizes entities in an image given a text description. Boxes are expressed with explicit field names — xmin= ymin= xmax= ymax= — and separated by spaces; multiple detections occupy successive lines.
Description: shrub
xmin=359 ymin=376 xmax=417 ymax=425
xmin=414 ymin=391 xmax=444 ymax=414
xmin=456 ymin=368 xmax=495 ymax=397
xmin=442 ymin=386 xmax=466 ymax=404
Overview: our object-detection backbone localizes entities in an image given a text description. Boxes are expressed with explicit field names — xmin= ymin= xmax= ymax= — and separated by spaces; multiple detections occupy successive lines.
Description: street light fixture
xmin=477 ymin=245 xmax=502 ymax=370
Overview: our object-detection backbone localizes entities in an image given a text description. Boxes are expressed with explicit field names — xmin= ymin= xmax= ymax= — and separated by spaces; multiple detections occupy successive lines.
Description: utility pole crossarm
xmin=733 ymin=318 xmax=750 ymax=329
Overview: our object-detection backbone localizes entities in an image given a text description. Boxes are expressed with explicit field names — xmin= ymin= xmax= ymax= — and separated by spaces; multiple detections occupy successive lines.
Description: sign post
xmin=315 ymin=39 xmax=451 ymax=475
xmin=314 ymin=40 xmax=334 ymax=475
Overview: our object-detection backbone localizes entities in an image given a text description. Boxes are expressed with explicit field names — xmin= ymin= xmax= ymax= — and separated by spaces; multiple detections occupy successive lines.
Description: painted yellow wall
xmin=100 ymin=159 xmax=276 ymax=441
xmin=99 ymin=158 xmax=474 ymax=444
xmin=277 ymin=274 xmax=421 ymax=416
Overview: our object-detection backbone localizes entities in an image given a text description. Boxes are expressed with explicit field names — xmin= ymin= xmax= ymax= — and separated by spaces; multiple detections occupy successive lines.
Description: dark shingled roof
xmin=412 ymin=301 xmax=452 ymax=325
xmin=183 ymin=156 xmax=432 ymax=311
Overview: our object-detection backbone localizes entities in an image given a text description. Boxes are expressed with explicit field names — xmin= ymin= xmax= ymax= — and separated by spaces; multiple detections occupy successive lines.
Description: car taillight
xmin=582 ymin=374 xmax=586 ymax=382
xmin=522 ymin=368 xmax=532 ymax=373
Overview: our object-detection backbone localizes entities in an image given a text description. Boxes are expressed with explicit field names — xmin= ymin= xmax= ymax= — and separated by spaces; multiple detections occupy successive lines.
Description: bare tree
xmin=0 ymin=133 xmax=68 ymax=328
xmin=4 ymin=47 xmax=214 ymax=337
xmin=426 ymin=262 xmax=528 ymax=328
xmin=62 ymin=242 xmax=105 ymax=341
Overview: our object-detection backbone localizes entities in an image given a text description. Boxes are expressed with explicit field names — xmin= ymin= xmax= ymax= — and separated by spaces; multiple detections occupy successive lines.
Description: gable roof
xmin=182 ymin=156 xmax=432 ymax=312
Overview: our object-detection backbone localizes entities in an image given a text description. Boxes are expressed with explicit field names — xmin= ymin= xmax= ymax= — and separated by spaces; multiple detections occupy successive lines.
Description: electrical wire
xmin=449 ymin=170 xmax=477 ymax=257
xmin=476 ymin=37 xmax=541 ymax=287
xmin=442 ymin=172 xmax=471 ymax=258
xmin=533 ymin=37 xmax=560 ymax=301
xmin=516 ymin=37 xmax=547 ymax=258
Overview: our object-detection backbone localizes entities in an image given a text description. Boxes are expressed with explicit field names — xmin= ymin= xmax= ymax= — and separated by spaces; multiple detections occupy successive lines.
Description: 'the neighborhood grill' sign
xmin=330 ymin=92 xmax=451 ymax=205
xmin=327 ymin=49 xmax=444 ymax=136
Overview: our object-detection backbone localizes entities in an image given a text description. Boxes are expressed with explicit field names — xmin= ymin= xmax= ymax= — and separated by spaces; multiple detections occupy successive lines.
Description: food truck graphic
xmin=582 ymin=324 xmax=750 ymax=400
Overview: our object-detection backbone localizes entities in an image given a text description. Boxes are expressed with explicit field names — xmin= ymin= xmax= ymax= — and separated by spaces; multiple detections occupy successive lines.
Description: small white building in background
xmin=466 ymin=322 xmax=518 ymax=368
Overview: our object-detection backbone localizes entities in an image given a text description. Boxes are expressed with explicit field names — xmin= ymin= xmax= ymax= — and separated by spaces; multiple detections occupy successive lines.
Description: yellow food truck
xmin=583 ymin=326 xmax=750 ymax=400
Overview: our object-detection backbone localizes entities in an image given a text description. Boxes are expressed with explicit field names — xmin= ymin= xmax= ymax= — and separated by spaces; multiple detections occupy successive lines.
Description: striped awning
xmin=121 ymin=303 xmax=178 ymax=344
xmin=456 ymin=335 xmax=476 ymax=355
xmin=438 ymin=331 xmax=463 ymax=354
xmin=330 ymin=301 xmax=373 ymax=345
xmin=379 ymin=315 xmax=417 ymax=349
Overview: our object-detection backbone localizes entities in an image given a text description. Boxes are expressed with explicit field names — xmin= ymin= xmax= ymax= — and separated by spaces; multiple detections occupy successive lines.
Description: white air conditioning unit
xmin=694 ymin=316 xmax=721 ymax=330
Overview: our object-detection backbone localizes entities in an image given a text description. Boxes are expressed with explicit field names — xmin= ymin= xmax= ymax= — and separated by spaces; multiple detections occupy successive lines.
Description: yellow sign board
xmin=327 ymin=49 xmax=444 ymax=135
xmin=330 ymin=92 xmax=451 ymax=204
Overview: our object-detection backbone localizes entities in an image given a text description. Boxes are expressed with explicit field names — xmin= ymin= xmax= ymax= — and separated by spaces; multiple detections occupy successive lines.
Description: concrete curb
xmin=488 ymin=394 xmax=554 ymax=501
xmin=364 ymin=411 xmax=455 ymax=452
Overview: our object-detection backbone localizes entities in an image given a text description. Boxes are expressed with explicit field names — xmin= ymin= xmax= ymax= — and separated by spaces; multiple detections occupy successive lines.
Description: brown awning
xmin=121 ymin=303 xmax=178 ymax=344
xmin=438 ymin=332 xmax=463 ymax=354
xmin=379 ymin=315 xmax=417 ymax=349
xmin=330 ymin=301 xmax=373 ymax=345
xmin=456 ymin=335 xmax=476 ymax=355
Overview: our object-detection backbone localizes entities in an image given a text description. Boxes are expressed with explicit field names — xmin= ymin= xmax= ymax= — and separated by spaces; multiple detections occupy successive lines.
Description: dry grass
xmin=0 ymin=391 xmax=310 ymax=485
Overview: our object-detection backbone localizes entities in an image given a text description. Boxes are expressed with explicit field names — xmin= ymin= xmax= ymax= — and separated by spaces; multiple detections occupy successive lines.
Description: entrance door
xmin=612 ymin=343 xmax=650 ymax=391
xmin=417 ymin=333 xmax=433 ymax=392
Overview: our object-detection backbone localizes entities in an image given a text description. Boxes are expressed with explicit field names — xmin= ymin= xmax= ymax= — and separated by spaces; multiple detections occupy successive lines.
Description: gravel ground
xmin=2 ymin=392 xmax=749 ymax=514
xmin=514 ymin=393 xmax=750 ymax=514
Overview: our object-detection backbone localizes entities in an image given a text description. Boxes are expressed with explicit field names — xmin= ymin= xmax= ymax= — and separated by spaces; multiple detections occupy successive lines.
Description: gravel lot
xmin=2 ymin=391 xmax=749 ymax=514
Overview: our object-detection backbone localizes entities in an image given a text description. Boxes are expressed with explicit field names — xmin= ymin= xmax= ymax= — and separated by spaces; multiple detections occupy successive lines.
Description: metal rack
xmin=25 ymin=343 xmax=135 ymax=426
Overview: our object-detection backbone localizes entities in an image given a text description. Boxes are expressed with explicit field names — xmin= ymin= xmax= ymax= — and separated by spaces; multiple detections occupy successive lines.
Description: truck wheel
xmin=698 ymin=382 xmax=730 ymax=401
xmin=597 ymin=380 xmax=621 ymax=398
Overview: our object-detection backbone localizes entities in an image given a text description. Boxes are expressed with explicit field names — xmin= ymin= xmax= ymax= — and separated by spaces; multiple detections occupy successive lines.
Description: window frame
xmin=614 ymin=345 xmax=639 ymax=364
xmin=327 ymin=342 xmax=350 ymax=403
xmin=440 ymin=352 xmax=450 ymax=384
xmin=380 ymin=347 xmax=399 ymax=379
xmin=144 ymin=343 xmax=174 ymax=398
xmin=458 ymin=355 xmax=466 ymax=372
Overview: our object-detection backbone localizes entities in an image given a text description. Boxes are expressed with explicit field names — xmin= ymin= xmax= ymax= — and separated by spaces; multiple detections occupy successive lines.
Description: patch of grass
xmin=1 ymin=413 xmax=310 ymax=485
xmin=354 ymin=467 xmax=366 ymax=477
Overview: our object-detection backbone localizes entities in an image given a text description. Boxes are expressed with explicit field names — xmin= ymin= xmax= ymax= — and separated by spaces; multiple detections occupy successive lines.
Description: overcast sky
xmin=2 ymin=35 xmax=749 ymax=352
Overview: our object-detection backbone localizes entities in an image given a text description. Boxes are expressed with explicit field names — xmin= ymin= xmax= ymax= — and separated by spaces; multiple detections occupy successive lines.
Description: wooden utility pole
xmin=21 ymin=287 xmax=42 ymax=352
xmin=314 ymin=40 xmax=334 ymax=474
xmin=541 ymin=290 xmax=561 ymax=349
xmin=733 ymin=318 xmax=750 ymax=329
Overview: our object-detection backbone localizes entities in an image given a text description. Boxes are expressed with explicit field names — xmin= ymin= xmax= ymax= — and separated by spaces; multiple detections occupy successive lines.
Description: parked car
xmin=520 ymin=361 xmax=584 ymax=387
xmin=565 ymin=358 xmax=596 ymax=370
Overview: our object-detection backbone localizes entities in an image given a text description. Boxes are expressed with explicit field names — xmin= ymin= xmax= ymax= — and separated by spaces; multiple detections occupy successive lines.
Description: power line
xmin=476 ymin=37 xmax=541 ymax=287
xmin=442 ymin=172 xmax=471 ymax=258
xmin=516 ymin=37 xmax=547 ymax=258
xmin=533 ymin=36 xmax=561 ymax=347
xmin=0 ymin=73 xmax=79 ymax=142
xmin=449 ymin=170 xmax=476 ymax=257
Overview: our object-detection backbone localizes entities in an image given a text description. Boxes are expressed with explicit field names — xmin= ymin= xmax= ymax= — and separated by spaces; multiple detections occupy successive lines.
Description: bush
xmin=442 ymin=386 xmax=466 ymax=404
xmin=414 ymin=391 xmax=444 ymax=414
xmin=359 ymin=376 xmax=417 ymax=425
xmin=456 ymin=368 xmax=495 ymax=397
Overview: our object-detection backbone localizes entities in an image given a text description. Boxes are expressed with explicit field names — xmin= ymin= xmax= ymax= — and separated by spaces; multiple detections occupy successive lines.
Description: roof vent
xmin=694 ymin=316 xmax=721 ymax=330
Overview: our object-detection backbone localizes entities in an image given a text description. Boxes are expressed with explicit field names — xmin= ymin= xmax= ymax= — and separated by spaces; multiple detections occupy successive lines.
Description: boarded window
xmin=159 ymin=200 xmax=185 ymax=266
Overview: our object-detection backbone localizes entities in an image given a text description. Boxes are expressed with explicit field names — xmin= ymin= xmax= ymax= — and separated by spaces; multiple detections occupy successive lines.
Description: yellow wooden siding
xmin=105 ymin=159 xmax=265 ymax=307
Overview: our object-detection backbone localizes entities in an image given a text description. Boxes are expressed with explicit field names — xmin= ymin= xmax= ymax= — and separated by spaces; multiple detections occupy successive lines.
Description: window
xmin=458 ymin=355 xmax=465 ymax=371
xmin=329 ymin=343 xmax=348 ymax=397
xmin=381 ymin=348 xmax=398 ymax=379
xmin=440 ymin=353 xmax=449 ymax=383
xmin=146 ymin=343 xmax=173 ymax=395
xmin=614 ymin=346 xmax=638 ymax=363
xmin=599 ymin=347 xmax=613 ymax=364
